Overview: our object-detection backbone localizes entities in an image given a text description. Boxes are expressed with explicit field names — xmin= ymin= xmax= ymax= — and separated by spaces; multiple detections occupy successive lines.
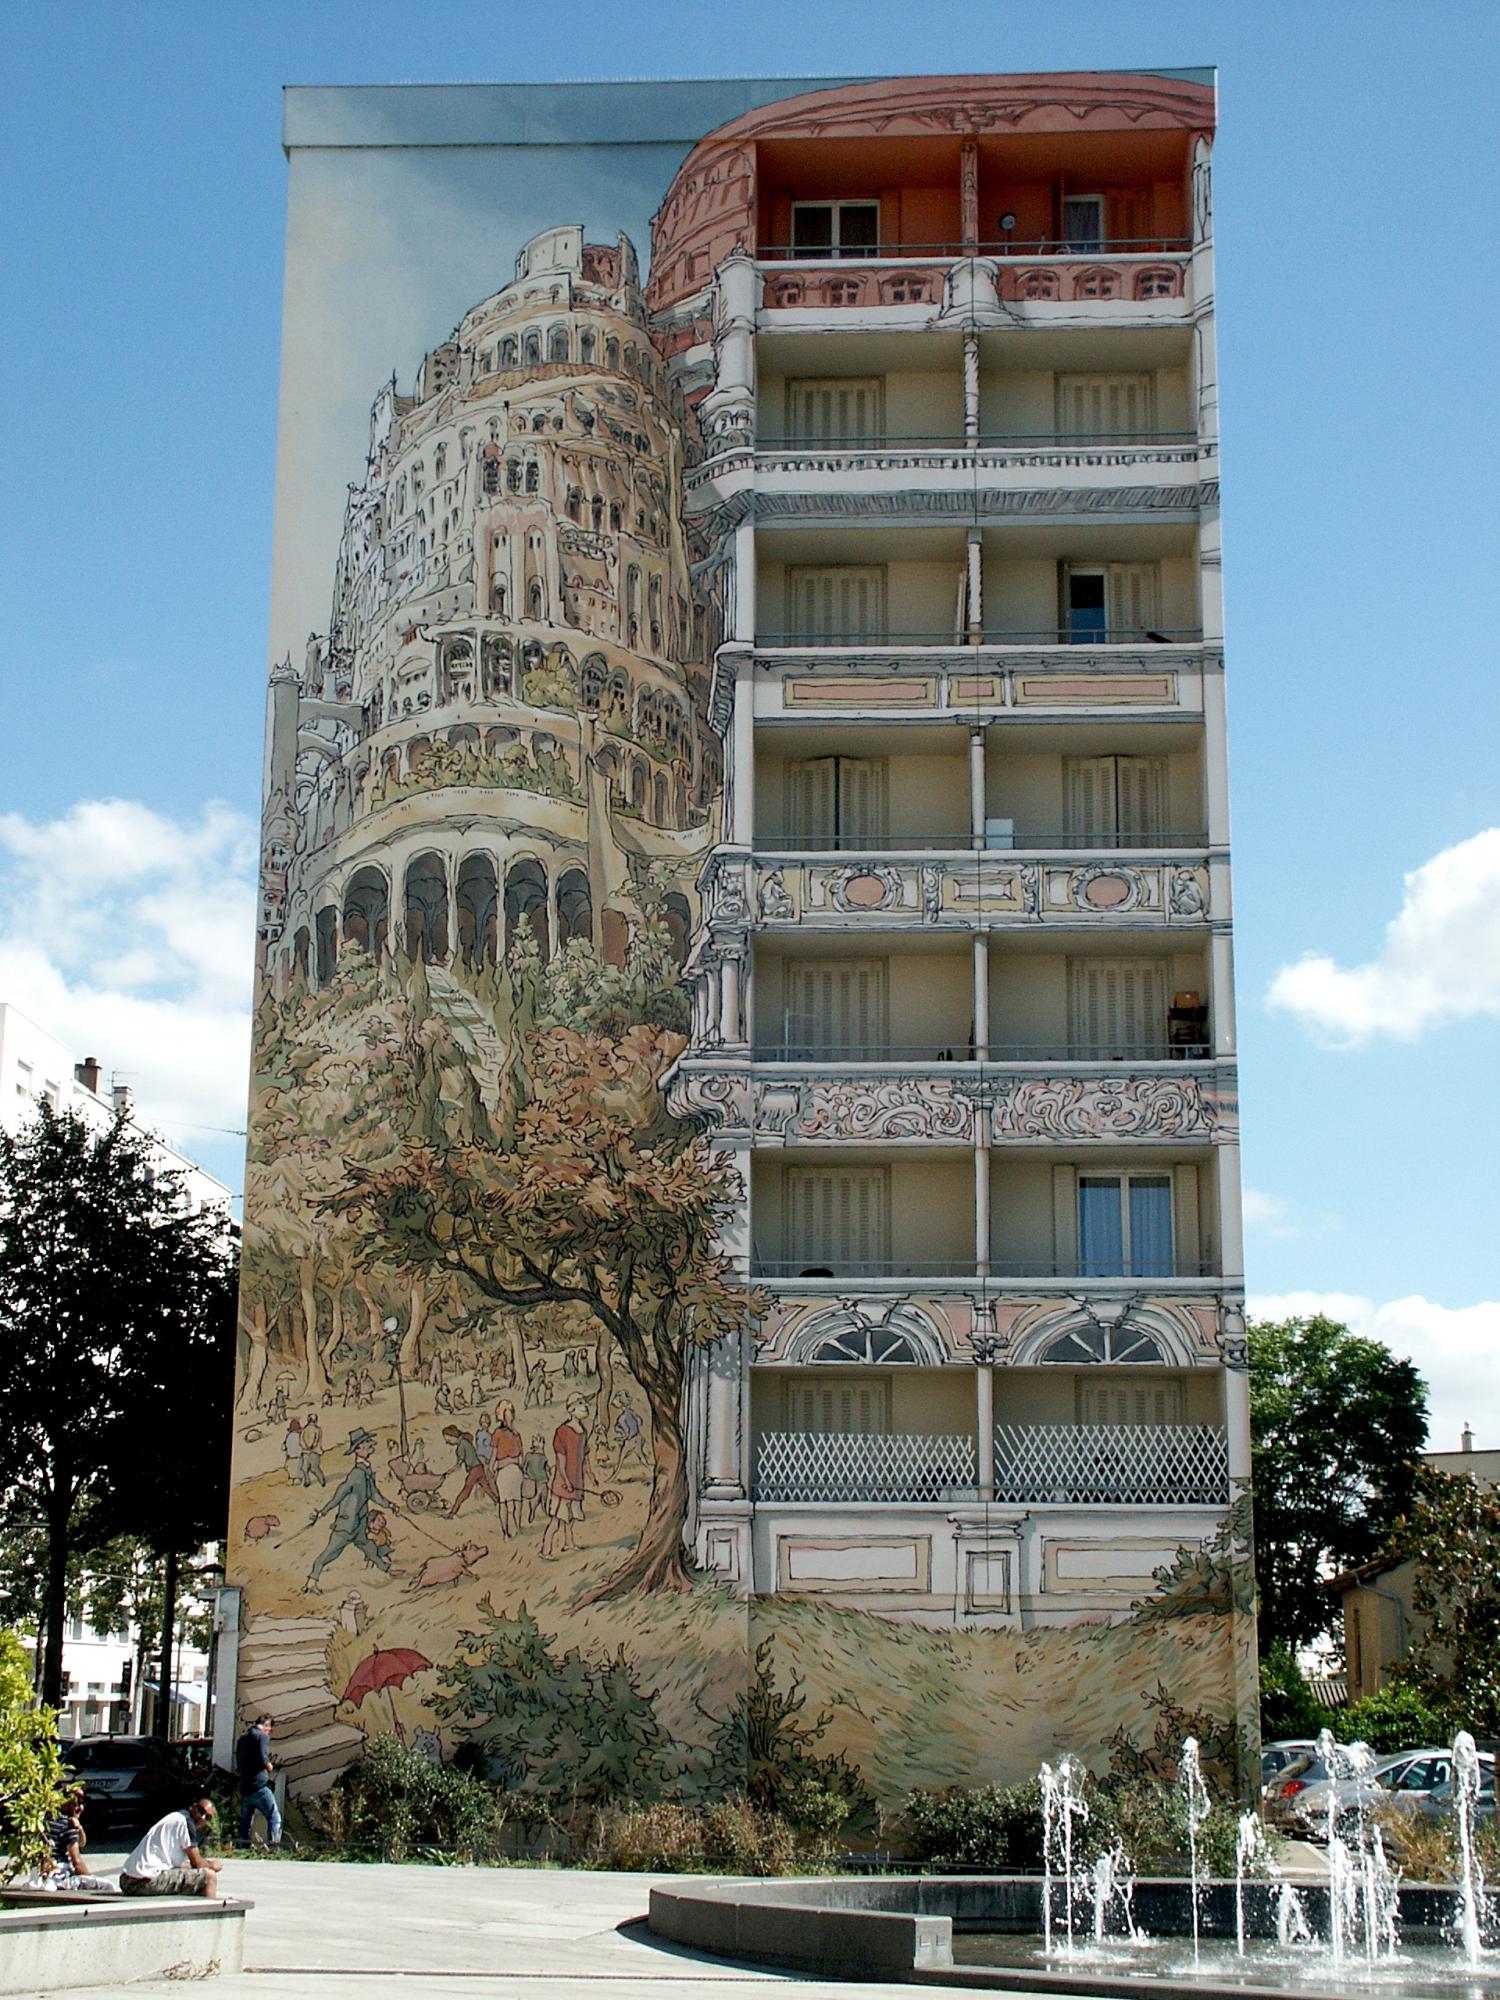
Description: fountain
xmin=1453 ymin=1729 xmax=1486 ymax=1965
xmin=1038 ymin=1752 xmax=1089 ymax=1954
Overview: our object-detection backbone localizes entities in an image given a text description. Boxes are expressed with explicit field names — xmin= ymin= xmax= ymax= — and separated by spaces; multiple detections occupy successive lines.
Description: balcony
xmin=750 ymin=1258 xmax=1221 ymax=1281
xmin=754 ymin=1422 xmax=1227 ymax=1506
xmin=755 ymin=245 xmax=1191 ymax=316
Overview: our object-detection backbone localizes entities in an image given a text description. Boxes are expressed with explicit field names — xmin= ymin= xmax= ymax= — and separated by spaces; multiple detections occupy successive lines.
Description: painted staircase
xmin=236 ymin=1613 xmax=364 ymax=1798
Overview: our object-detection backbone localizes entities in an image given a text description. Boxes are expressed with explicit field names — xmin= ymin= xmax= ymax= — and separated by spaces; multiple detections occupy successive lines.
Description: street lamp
xmin=382 ymin=1315 xmax=409 ymax=1456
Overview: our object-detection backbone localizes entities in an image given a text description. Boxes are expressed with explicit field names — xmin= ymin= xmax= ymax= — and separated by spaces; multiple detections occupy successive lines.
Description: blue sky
xmin=1 ymin=0 xmax=1496 ymax=1444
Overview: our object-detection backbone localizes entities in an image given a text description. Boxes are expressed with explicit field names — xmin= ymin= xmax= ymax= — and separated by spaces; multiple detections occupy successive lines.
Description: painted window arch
xmin=342 ymin=866 xmax=389 ymax=959
xmin=504 ymin=857 xmax=550 ymax=961
xmin=556 ymin=868 xmax=593 ymax=948
xmin=579 ymin=328 xmax=596 ymax=362
xmin=403 ymin=852 xmax=449 ymax=963
xmin=455 ymin=853 xmax=499 ymax=967
xmin=1039 ymin=1321 xmax=1167 ymax=1366
xmin=808 ymin=1322 xmax=928 ymax=1365
xmin=522 ymin=329 xmax=541 ymax=365
xmin=662 ymin=890 xmax=691 ymax=966
xmin=499 ymin=335 xmax=518 ymax=367
xmin=547 ymin=324 xmax=569 ymax=362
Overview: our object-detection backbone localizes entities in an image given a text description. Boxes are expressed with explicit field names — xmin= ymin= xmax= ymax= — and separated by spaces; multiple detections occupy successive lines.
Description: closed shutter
xmin=784 ymin=757 xmax=888 ymax=845
xmin=1055 ymin=373 xmax=1155 ymax=440
xmin=1107 ymin=186 xmax=1153 ymax=246
xmin=787 ymin=1165 xmax=890 ymax=1271
xmin=1106 ymin=562 xmax=1160 ymax=638
xmin=788 ymin=565 xmax=887 ymax=642
xmin=1077 ymin=1376 xmax=1184 ymax=1426
xmin=1065 ymin=756 xmax=1166 ymax=843
xmin=786 ymin=377 xmax=884 ymax=444
xmin=786 ymin=1374 xmax=890 ymax=1434
xmin=786 ymin=959 xmax=888 ymax=1056
xmin=1068 ymin=957 xmax=1168 ymax=1058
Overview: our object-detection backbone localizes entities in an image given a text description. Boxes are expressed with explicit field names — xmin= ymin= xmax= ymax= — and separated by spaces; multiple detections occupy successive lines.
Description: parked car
xmin=1263 ymin=1750 xmax=1331 ymax=1831
xmin=61 ymin=1734 xmax=216 ymax=1834
xmin=1261 ymin=1739 xmax=1319 ymax=1786
xmin=1282 ymin=1747 xmax=1495 ymax=1840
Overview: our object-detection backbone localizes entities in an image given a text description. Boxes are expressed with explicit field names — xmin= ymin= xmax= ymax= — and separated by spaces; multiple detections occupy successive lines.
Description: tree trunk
xmin=506 ymin=1316 xmax=529 ymax=1395
xmin=299 ymin=1255 xmax=330 ymax=1402
xmin=399 ymin=1277 xmax=429 ymax=1377
xmin=575 ymin=1395 xmax=694 ymax=1605
xmin=40 ymin=1492 xmax=71 ymax=1712
xmin=593 ymin=1335 xmax=616 ymax=1450
xmin=153 ymin=1547 xmax=179 ymax=1743
xmin=239 ymin=1300 xmax=270 ymax=1410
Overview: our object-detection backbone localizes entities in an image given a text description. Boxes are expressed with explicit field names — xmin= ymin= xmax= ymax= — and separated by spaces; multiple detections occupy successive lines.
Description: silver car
xmin=1289 ymin=1747 xmax=1495 ymax=1839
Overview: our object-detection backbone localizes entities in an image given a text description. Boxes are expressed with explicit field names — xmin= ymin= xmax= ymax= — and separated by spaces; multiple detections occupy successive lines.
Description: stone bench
xmin=0 ymin=1889 xmax=250 ymax=1992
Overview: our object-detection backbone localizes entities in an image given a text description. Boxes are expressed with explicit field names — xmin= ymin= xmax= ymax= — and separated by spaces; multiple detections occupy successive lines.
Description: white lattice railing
xmin=756 ymin=1431 xmax=978 ymax=1504
xmin=991 ymin=1423 xmax=1228 ymax=1505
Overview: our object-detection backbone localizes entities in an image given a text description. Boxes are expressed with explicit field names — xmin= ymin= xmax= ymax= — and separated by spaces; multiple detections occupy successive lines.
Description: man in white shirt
xmin=119 ymin=1797 xmax=223 ymax=1897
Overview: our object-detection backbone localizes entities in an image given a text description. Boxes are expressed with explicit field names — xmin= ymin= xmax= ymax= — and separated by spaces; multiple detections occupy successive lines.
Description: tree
xmin=0 ymin=1104 xmax=233 ymax=1710
xmin=339 ymin=1024 xmax=754 ymax=1602
xmin=0 ymin=1628 xmax=66 ymax=1881
xmin=1248 ymin=1315 xmax=1428 ymax=1650
xmin=1389 ymin=1468 xmax=1500 ymax=1737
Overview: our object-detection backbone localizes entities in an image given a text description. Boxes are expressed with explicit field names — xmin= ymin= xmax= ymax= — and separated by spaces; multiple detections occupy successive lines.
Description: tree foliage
xmin=0 ymin=1104 xmax=234 ymax=1709
xmin=1248 ymin=1315 xmax=1428 ymax=1649
xmin=0 ymin=1627 xmax=66 ymax=1881
xmin=1389 ymin=1468 xmax=1500 ymax=1737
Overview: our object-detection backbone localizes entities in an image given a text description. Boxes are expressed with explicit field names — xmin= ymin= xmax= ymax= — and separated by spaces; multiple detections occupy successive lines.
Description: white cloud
xmin=1267 ymin=828 xmax=1500 ymax=1044
xmin=1242 ymin=1187 xmax=1298 ymax=1238
xmin=1247 ymin=1290 xmax=1500 ymax=1455
xmin=0 ymin=797 xmax=257 ymax=1136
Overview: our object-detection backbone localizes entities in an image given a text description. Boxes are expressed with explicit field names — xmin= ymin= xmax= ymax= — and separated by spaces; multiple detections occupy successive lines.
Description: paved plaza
xmin=51 ymin=1853 xmax=930 ymax=1999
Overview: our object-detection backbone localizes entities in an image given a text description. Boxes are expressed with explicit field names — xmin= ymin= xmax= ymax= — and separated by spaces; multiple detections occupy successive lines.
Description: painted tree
xmin=339 ymin=1024 xmax=754 ymax=1602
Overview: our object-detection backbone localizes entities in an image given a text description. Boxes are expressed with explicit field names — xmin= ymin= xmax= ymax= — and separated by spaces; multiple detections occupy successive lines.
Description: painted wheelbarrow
xmin=389 ymin=1454 xmax=446 ymax=1512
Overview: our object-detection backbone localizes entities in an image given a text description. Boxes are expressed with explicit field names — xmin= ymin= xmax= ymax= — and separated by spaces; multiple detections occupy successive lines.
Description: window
xmin=579 ymin=329 xmax=595 ymax=363
xmin=785 ymin=1164 xmax=889 ymax=1275
xmin=1061 ymin=194 xmax=1106 ymax=251
xmin=785 ymin=1373 xmax=890 ymax=1434
xmin=784 ymin=377 xmax=884 ymax=445
xmin=1078 ymin=1174 xmax=1174 ymax=1278
xmin=784 ymin=957 xmax=888 ymax=1059
xmin=1065 ymin=756 xmax=1167 ymax=846
xmin=791 ymin=199 xmax=880 ymax=260
xmin=1062 ymin=562 xmax=1160 ymax=643
xmin=784 ymin=755 xmax=887 ymax=847
xmin=1055 ymin=372 xmax=1155 ymax=441
xmin=547 ymin=325 xmax=568 ymax=362
xmin=524 ymin=461 xmax=539 ymax=494
xmin=786 ymin=565 xmax=886 ymax=643
xmin=482 ymin=458 xmax=501 ymax=496
xmin=1068 ymin=957 xmax=1169 ymax=1058
xmin=498 ymin=336 xmax=517 ymax=367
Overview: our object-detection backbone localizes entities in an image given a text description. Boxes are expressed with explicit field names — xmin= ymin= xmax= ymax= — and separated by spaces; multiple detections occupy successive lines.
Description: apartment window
xmin=1061 ymin=194 xmax=1105 ymax=251
xmin=784 ymin=377 xmax=884 ymax=445
xmin=1078 ymin=1173 xmax=1174 ymax=1277
xmin=1065 ymin=755 xmax=1167 ymax=845
xmin=1055 ymin=372 xmax=1155 ymax=441
xmin=785 ymin=1164 xmax=890 ymax=1275
xmin=790 ymin=199 xmax=880 ymax=259
xmin=1068 ymin=957 xmax=1169 ymax=1059
xmin=1062 ymin=561 xmax=1160 ymax=642
xmin=786 ymin=565 xmax=886 ymax=643
xmin=783 ymin=958 xmax=888 ymax=1058
xmin=785 ymin=1374 xmax=890 ymax=1434
xmin=784 ymin=755 xmax=888 ymax=847
xmin=1076 ymin=1375 xmax=1185 ymax=1426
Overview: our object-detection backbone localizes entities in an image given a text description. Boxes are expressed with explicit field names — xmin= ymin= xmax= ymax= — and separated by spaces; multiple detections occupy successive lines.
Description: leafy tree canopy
xmin=1248 ymin=1315 xmax=1427 ymax=1650
xmin=0 ymin=1628 xmax=66 ymax=1881
xmin=1390 ymin=1467 xmax=1500 ymax=1738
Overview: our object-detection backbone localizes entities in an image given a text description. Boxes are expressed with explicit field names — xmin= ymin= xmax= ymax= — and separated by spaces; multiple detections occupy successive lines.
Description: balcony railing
xmin=752 ymin=1040 xmax=1208 ymax=1064
xmin=758 ymin=238 xmax=1193 ymax=262
xmin=753 ymin=831 xmax=1209 ymax=853
xmin=751 ymin=1258 xmax=1219 ymax=1281
xmin=753 ymin=1422 xmax=1227 ymax=1506
xmin=757 ymin=1430 xmax=977 ymax=1503
xmin=992 ymin=1423 xmax=1228 ymax=1506
xmin=755 ymin=628 xmax=1204 ymax=648
xmin=756 ymin=430 xmax=1198 ymax=452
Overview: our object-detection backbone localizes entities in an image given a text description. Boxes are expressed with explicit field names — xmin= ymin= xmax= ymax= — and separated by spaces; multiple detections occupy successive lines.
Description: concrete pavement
xmin=47 ymin=1854 xmax=944 ymax=1999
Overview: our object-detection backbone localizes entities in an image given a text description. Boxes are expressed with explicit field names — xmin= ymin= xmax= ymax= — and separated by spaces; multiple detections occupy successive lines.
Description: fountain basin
xmin=647 ymin=1876 xmax=1497 ymax=1994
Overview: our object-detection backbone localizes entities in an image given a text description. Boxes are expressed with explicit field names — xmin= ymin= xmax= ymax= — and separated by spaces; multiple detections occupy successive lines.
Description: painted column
xmin=972 ymin=933 xmax=989 ymax=1062
xmin=963 ymin=330 xmax=980 ymax=442
xmin=973 ymin=1136 xmax=990 ymax=1280
xmin=1215 ymin=1139 xmax=1245 ymax=1287
xmin=703 ymin=1323 xmax=747 ymax=1500
xmin=719 ymin=949 xmax=743 ymax=1045
xmin=968 ymin=725 xmax=986 ymax=847
xmin=966 ymin=528 xmax=984 ymax=643
xmin=975 ymin=1360 xmax=995 ymax=1500
xmin=700 ymin=249 xmax=758 ymax=450
xmin=960 ymin=140 xmax=979 ymax=250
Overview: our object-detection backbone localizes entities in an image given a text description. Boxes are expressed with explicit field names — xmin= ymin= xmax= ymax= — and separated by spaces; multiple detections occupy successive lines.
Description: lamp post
xmin=383 ymin=1316 xmax=409 ymax=1457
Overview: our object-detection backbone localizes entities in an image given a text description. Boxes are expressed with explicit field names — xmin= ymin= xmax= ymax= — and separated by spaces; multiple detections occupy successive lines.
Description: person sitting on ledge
xmin=119 ymin=1797 xmax=223 ymax=1898
xmin=37 ymin=1786 xmax=116 ymax=1892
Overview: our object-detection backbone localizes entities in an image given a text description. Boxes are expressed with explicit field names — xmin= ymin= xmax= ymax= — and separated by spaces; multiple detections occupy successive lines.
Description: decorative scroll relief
xmin=754 ymin=859 xmax=1213 ymax=927
xmin=779 ymin=1078 xmax=976 ymax=1144
xmin=988 ymin=1074 xmax=1236 ymax=1144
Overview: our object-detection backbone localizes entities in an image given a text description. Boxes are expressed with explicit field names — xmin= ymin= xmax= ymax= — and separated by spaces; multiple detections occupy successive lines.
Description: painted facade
xmin=228 ymin=70 xmax=1256 ymax=1813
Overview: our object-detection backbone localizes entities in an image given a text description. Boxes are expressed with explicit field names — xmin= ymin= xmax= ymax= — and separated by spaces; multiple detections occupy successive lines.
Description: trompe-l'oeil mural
xmin=231 ymin=73 xmax=1254 ymax=1818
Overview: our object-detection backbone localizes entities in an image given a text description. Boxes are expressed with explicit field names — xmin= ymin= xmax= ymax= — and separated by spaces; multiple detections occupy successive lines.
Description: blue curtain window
xmin=1078 ymin=1177 xmax=1124 ymax=1276
xmin=1128 ymin=1176 xmax=1174 ymax=1276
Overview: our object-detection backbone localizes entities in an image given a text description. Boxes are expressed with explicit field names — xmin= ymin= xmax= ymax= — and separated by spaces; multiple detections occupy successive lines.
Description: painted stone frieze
xmin=988 ymin=1073 xmax=1237 ymax=1143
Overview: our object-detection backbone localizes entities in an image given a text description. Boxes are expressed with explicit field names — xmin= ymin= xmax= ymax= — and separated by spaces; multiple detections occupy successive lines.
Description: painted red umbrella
xmin=341 ymin=1646 xmax=433 ymax=1742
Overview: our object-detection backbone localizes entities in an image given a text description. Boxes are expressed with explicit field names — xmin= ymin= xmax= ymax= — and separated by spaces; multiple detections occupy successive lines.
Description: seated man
xmin=119 ymin=1797 xmax=223 ymax=1898
xmin=38 ymin=1786 xmax=116 ymax=1892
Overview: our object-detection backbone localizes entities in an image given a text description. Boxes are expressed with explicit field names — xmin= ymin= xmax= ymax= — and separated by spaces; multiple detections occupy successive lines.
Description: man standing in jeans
xmin=236 ymin=1713 xmax=281 ymax=1847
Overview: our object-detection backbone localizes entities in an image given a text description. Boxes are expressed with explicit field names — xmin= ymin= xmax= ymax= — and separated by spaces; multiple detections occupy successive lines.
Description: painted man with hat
xmin=305 ymin=1427 xmax=398 ymax=1589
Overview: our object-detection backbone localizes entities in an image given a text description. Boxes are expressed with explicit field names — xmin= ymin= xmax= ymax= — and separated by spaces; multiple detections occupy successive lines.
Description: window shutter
xmin=1076 ymin=1377 xmax=1184 ymax=1425
xmin=784 ymin=756 xmax=887 ymax=844
xmin=786 ymin=959 xmax=888 ymax=1055
xmin=787 ymin=1374 xmax=890 ymax=1434
xmin=1106 ymin=562 xmax=1160 ymax=638
xmin=838 ymin=757 xmax=888 ymax=842
xmin=786 ymin=377 xmax=884 ymax=444
xmin=1068 ymin=958 xmax=1169 ymax=1057
xmin=1055 ymin=373 xmax=1154 ymax=440
xmin=1066 ymin=756 xmax=1165 ymax=843
xmin=787 ymin=1165 xmax=890 ymax=1270
xmin=788 ymin=565 xmax=887 ymax=642
xmin=1114 ymin=757 xmax=1166 ymax=841
xmin=786 ymin=757 xmax=838 ymax=842
xmin=1066 ymin=756 xmax=1118 ymax=842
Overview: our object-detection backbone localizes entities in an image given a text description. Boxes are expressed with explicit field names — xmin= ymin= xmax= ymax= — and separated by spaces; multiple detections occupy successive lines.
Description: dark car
xmin=61 ymin=1734 xmax=216 ymax=1834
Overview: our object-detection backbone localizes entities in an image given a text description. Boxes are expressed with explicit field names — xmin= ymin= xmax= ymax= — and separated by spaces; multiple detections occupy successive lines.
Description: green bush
xmin=1342 ymin=1682 xmax=1446 ymax=1755
xmin=1259 ymin=1642 xmax=1334 ymax=1743
xmin=315 ymin=1736 xmax=507 ymax=1863
xmin=902 ymin=1779 xmax=1045 ymax=1871
xmin=585 ymin=1796 xmax=805 ymax=1875
xmin=707 ymin=1638 xmax=876 ymax=1835
xmin=0 ymin=1630 xmax=66 ymax=1881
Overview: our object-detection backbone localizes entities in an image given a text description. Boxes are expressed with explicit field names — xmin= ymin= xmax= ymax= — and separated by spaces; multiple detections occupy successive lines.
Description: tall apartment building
xmin=232 ymin=71 xmax=1255 ymax=1806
